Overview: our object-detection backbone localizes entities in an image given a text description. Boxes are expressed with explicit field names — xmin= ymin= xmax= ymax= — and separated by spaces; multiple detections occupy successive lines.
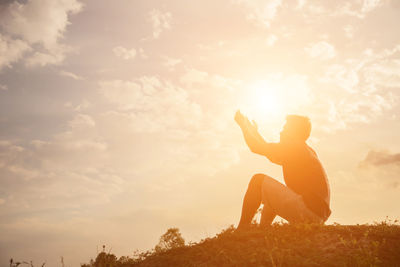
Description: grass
xmin=80 ymin=219 xmax=400 ymax=267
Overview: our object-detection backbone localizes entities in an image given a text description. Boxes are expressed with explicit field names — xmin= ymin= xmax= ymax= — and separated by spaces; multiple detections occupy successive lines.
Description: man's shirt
xmin=263 ymin=141 xmax=331 ymax=221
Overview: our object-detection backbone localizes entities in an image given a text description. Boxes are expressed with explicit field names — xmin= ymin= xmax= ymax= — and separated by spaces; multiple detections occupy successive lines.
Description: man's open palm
xmin=234 ymin=110 xmax=246 ymax=126
xmin=235 ymin=110 xmax=259 ymax=134
xmin=251 ymin=120 xmax=258 ymax=131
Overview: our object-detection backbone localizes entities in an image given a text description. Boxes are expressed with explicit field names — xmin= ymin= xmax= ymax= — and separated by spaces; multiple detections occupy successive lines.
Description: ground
xmin=81 ymin=220 xmax=400 ymax=267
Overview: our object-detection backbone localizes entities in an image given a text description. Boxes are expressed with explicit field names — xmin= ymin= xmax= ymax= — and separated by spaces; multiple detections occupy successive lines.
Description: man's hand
xmin=235 ymin=110 xmax=265 ymax=154
xmin=235 ymin=110 xmax=259 ymax=132
xmin=234 ymin=110 xmax=246 ymax=127
xmin=250 ymin=119 xmax=258 ymax=132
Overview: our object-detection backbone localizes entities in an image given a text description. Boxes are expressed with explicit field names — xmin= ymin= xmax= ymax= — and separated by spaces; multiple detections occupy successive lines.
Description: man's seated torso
xmin=265 ymin=141 xmax=331 ymax=221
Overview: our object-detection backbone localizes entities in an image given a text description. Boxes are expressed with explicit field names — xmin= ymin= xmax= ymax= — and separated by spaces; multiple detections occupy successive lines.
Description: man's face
xmin=279 ymin=122 xmax=293 ymax=143
xmin=279 ymin=123 xmax=288 ymax=143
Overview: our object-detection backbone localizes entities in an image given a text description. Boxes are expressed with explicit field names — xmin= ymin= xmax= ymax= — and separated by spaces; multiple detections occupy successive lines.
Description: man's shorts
xmin=260 ymin=175 xmax=325 ymax=224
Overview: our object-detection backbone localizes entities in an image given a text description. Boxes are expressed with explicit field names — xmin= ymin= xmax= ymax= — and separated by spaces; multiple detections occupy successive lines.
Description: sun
xmin=241 ymin=80 xmax=285 ymax=122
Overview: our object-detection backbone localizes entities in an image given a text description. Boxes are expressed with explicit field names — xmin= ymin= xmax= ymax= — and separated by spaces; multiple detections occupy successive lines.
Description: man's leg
xmin=260 ymin=201 xmax=276 ymax=227
xmin=260 ymin=176 xmax=322 ymax=224
xmin=237 ymin=173 xmax=268 ymax=229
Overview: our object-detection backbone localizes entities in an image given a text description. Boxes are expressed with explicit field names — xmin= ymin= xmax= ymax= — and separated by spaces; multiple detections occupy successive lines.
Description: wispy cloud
xmin=361 ymin=0 xmax=383 ymax=14
xmin=343 ymin=25 xmax=355 ymax=38
xmin=360 ymin=150 xmax=400 ymax=167
xmin=0 ymin=34 xmax=31 ymax=70
xmin=364 ymin=59 xmax=400 ymax=88
xmin=59 ymin=70 xmax=84 ymax=80
xmin=234 ymin=0 xmax=282 ymax=28
xmin=99 ymin=76 xmax=202 ymax=132
xmin=163 ymin=56 xmax=182 ymax=71
xmin=307 ymin=1 xmax=384 ymax=19
xmin=356 ymin=149 xmax=400 ymax=189
xmin=148 ymin=9 xmax=172 ymax=39
xmin=265 ymin=34 xmax=278 ymax=46
xmin=113 ymin=46 xmax=137 ymax=60
xmin=305 ymin=41 xmax=336 ymax=60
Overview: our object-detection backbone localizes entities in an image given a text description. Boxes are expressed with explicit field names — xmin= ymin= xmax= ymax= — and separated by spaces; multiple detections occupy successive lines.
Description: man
xmin=234 ymin=110 xmax=331 ymax=229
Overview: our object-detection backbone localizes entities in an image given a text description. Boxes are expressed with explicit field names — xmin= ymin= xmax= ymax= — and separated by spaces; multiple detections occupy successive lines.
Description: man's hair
xmin=285 ymin=114 xmax=312 ymax=141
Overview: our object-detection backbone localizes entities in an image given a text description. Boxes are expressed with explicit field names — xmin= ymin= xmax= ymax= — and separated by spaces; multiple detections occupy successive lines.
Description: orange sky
xmin=1 ymin=0 xmax=400 ymax=266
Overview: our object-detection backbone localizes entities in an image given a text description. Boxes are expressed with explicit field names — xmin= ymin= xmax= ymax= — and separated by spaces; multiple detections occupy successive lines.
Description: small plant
xmin=154 ymin=228 xmax=185 ymax=253
xmin=9 ymin=259 xmax=45 ymax=267
xmin=81 ymin=245 xmax=118 ymax=267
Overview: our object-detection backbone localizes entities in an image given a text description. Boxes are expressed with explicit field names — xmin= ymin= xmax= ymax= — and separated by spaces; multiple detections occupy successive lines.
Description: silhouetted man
xmin=234 ymin=110 xmax=331 ymax=229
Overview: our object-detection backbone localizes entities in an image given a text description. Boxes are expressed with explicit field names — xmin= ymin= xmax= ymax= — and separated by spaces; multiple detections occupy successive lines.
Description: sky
xmin=0 ymin=0 xmax=400 ymax=265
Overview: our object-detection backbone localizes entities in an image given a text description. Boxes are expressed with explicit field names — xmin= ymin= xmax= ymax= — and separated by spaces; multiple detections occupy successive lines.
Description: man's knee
xmin=249 ymin=173 xmax=278 ymax=190
xmin=249 ymin=173 xmax=267 ymax=188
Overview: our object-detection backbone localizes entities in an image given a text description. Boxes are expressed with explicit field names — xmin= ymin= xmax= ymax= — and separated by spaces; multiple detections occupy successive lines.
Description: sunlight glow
xmin=241 ymin=80 xmax=285 ymax=123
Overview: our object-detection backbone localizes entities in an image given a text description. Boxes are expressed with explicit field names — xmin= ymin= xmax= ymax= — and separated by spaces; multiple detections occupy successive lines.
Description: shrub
xmin=154 ymin=228 xmax=185 ymax=253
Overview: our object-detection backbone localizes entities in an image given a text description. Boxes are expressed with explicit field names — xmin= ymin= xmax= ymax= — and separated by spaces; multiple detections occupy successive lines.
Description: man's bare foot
xmin=234 ymin=223 xmax=251 ymax=233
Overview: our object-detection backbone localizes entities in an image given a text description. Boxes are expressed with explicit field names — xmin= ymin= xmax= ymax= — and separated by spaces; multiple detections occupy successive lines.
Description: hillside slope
xmin=83 ymin=222 xmax=400 ymax=267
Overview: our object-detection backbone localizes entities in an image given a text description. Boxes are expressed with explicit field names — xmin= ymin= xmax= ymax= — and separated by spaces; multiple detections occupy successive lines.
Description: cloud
xmin=0 ymin=33 xmax=31 ymax=70
xmin=313 ymin=44 xmax=400 ymax=132
xmin=363 ymin=59 xmax=400 ymax=88
xmin=25 ymin=44 xmax=71 ymax=67
xmin=68 ymin=114 xmax=96 ymax=128
xmin=234 ymin=0 xmax=282 ymax=28
xmin=163 ymin=56 xmax=182 ymax=71
xmin=360 ymin=150 xmax=400 ymax=167
xmin=0 ymin=0 xmax=83 ymax=69
xmin=113 ymin=46 xmax=137 ymax=60
xmin=0 ymin=83 xmax=8 ymax=90
xmin=74 ymin=100 xmax=91 ymax=111
xmin=300 ymin=1 xmax=384 ymax=19
xmin=296 ymin=0 xmax=307 ymax=9
xmin=328 ymin=0 xmax=383 ymax=18
xmin=64 ymin=100 xmax=91 ymax=111
xmin=0 ymin=0 xmax=82 ymax=48
xmin=180 ymin=67 xmax=238 ymax=91
xmin=356 ymin=150 xmax=400 ymax=189
xmin=0 ymin=72 xmax=239 ymax=225
xmin=344 ymin=25 xmax=355 ymax=38
xmin=265 ymin=34 xmax=278 ymax=46
xmin=361 ymin=0 xmax=382 ymax=14
xmin=99 ymin=76 xmax=203 ymax=133
xmin=312 ymin=82 xmax=394 ymax=132
xmin=59 ymin=70 xmax=84 ymax=80
xmin=138 ymin=48 xmax=147 ymax=58
xmin=321 ymin=64 xmax=359 ymax=92
xmin=305 ymin=41 xmax=336 ymax=60
xmin=148 ymin=9 xmax=172 ymax=39
xmin=97 ymin=73 xmax=241 ymax=180
xmin=180 ymin=68 xmax=210 ymax=86
xmin=0 ymin=111 xmax=118 ymax=215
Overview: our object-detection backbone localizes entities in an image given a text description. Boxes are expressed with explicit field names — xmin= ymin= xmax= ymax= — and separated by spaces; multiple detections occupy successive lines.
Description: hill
xmin=82 ymin=221 xmax=400 ymax=267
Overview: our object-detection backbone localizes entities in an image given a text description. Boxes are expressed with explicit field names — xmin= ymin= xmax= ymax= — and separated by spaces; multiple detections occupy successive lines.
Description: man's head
xmin=280 ymin=115 xmax=311 ymax=143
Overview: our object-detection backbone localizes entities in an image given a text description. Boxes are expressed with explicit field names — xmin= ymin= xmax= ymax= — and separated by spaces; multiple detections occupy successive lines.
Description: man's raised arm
xmin=234 ymin=110 xmax=283 ymax=164
xmin=234 ymin=110 xmax=266 ymax=154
